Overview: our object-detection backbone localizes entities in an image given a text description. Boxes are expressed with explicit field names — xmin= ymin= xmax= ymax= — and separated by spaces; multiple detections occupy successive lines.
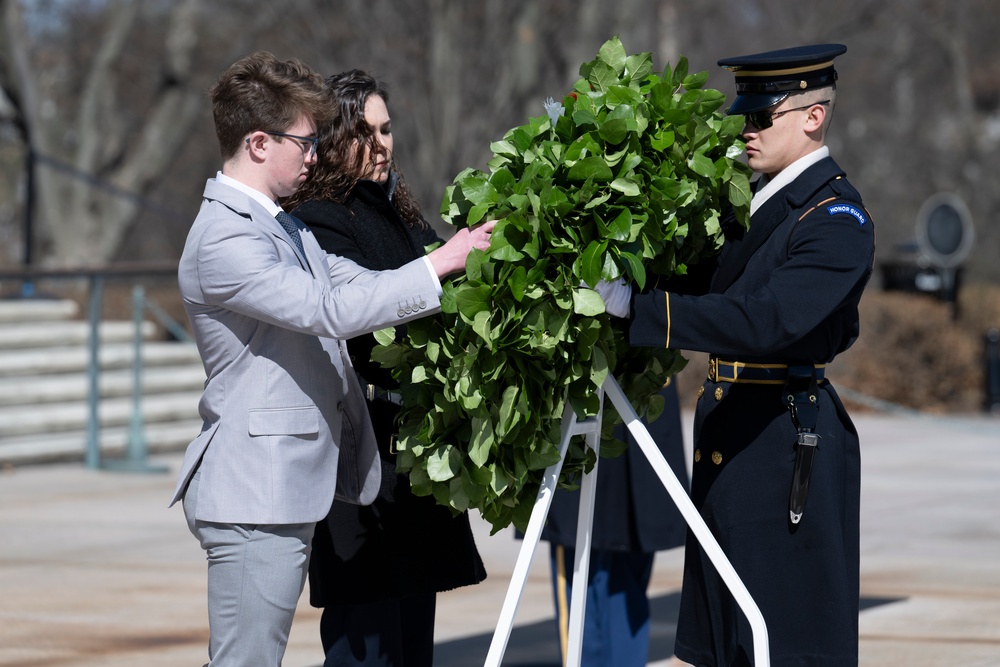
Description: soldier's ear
xmin=804 ymin=104 xmax=826 ymax=134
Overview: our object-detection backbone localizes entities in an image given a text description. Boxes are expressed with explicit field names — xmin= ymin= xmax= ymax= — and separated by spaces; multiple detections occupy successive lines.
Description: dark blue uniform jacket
xmin=629 ymin=156 xmax=875 ymax=667
xmin=631 ymin=156 xmax=873 ymax=365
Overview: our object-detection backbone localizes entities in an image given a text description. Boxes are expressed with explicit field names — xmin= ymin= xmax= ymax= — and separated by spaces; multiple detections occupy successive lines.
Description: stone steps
xmin=0 ymin=420 xmax=204 ymax=465
xmin=0 ymin=341 xmax=202 ymax=377
xmin=0 ymin=298 xmax=78 ymax=323
xmin=0 ymin=365 xmax=205 ymax=407
xmin=0 ymin=320 xmax=156 ymax=349
xmin=0 ymin=392 xmax=203 ymax=438
xmin=0 ymin=298 xmax=204 ymax=466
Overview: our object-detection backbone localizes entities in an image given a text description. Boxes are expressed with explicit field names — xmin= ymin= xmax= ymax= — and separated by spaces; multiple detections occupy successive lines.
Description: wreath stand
xmin=484 ymin=375 xmax=770 ymax=667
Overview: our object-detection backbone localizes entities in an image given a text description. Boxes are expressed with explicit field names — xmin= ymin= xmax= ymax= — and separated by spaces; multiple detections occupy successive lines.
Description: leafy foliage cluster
xmin=372 ymin=37 xmax=751 ymax=532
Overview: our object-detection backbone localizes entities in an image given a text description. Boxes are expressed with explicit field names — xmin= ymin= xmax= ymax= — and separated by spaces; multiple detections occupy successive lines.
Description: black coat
xmin=541 ymin=380 xmax=688 ymax=553
xmin=293 ymin=177 xmax=486 ymax=605
xmin=630 ymin=157 xmax=875 ymax=667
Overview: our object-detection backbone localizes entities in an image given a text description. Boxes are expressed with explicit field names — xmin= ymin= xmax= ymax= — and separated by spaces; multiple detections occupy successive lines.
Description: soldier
xmin=599 ymin=43 xmax=874 ymax=666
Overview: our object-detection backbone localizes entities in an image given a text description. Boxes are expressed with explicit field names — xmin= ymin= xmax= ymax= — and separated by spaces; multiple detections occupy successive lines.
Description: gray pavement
xmin=1 ymin=411 xmax=999 ymax=666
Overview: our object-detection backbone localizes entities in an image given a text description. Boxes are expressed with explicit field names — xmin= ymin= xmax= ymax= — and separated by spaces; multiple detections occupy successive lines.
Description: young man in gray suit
xmin=169 ymin=52 xmax=494 ymax=667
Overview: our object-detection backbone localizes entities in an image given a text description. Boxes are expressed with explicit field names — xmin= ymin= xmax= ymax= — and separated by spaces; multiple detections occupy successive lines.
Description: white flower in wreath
xmin=542 ymin=96 xmax=565 ymax=125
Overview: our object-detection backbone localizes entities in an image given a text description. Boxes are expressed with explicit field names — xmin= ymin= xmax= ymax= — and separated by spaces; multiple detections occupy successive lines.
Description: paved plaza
xmin=1 ymin=411 xmax=998 ymax=666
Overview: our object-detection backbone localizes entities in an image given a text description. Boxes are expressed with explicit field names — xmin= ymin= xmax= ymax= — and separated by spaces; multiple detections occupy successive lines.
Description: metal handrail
xmin=0 ymin=261 xmax=178 ymax=283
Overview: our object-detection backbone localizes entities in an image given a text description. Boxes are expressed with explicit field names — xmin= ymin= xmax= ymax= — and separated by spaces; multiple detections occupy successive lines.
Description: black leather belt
xmin=365 ymin=383 xmax=402 ymax=405
xmin=357 ymin=372 xmax=402 ymax=405
xmin=708 ymin=357 xmax=826 ymax=385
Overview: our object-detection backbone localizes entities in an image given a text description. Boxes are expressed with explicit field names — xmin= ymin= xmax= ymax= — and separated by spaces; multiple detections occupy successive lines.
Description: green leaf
xmin=498 ymin=385 xmax=521 ymax=437
xmin=454 ymin=284 xmax=491 ymax=320
xmin=606 ymin=207 xmax=632 ymax=241
xmin=490 ymin=243 xmax=525 ymax=262
xmin=672 ymin=56 xmax=689 ymax=86
xmin=373 ymin=327 xmax=396 ymax=347
xmin=469 ymin=417 xmax=494 ymax=467
xmin=650 ymin=129 xmax=675 ymax=152
xmin=687 ymin=151 xmax=716 ymax=178
xmin=572 ymin=288 xmax=606 ymax=316
xmin=572 ymin=107 xmax=599 ymax=129
xmin=610 ymin=178 xmax=640 ymax=198
xmin=461 ymin=174 xmax=498 ymax=206
xmin=567 ymin=156 xmax=613 ymax=182
xmin=427 ymin=445 xmax=459 ymax=482
xmin=467 ymin=203 xmax=491 ymax=225
xmin=598 ymin=36 xmax=628 ymax=75
xmin=588 ymin=61 xmax=619 ymax=92
xmin=509 ymin=265 xmax=528 ymax=301
xmin=599 ymin=118 xmax=629 ymax=145
xmin=490 ymin=140 xmax=519 ymax=157
xmin=490 ymin=167 xmax=517 ymax=193
xmin=590 ymin=345 xmax=609 ymax=386
xmin=606 ymin=86 xmax=643 ymax=109
xmin=727 ymin=171 xmax=753 ymax=217
xmin=619 ymin=251 xmax=647 ymax=289
xmin=370 ymin=340 xmax=407 ymax=368
xmin=527 ymin=443 xmax=562 ymax=470
xmin=472 ymin=309 xmax=493 ymax=343
xmin=580 ymin=239 xmax=608 ymax=286
xmin=624 ymin=53 xmax=653 ymax=83
xmin=682 ymin=71 xmax=709 ymax=90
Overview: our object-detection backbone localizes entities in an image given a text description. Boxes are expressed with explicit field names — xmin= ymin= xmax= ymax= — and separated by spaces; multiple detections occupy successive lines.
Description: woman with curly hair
xmin=285 ymin=69 xmax=486 ymax=667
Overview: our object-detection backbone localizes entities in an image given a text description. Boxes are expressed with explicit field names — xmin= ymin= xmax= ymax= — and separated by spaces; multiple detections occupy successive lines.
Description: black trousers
xmin=320 ymin=593 xmax=437 ymax=667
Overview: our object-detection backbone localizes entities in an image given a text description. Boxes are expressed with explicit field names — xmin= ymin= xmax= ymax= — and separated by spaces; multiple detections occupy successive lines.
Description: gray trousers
xmin=183 ymin=471 xmax=315 ymax=667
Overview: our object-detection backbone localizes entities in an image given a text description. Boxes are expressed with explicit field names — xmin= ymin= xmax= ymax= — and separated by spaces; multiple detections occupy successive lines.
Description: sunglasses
xmin=745 ymin=100 xmax=830 ymax=130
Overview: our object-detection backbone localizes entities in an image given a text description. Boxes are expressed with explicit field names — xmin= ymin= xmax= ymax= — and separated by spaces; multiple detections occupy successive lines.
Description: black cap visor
xmin=726 ymin=92 xmax=789 ymax=116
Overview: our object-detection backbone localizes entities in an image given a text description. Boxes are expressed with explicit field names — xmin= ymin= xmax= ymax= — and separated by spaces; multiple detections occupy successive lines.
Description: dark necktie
xmin=275 ymin=211 xmax=305 ymax=256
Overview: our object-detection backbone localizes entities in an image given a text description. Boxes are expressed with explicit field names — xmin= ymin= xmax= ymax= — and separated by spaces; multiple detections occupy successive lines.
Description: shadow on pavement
xmin=433 ymin=592 xmax=904 ymax=667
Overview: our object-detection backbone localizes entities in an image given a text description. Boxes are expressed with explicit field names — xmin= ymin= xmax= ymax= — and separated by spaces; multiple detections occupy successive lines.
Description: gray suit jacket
xmin=168 ymin=178 xmax=441 ymax=524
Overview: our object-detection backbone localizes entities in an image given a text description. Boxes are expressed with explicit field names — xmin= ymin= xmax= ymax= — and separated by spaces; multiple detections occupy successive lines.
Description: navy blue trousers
xmin=550 ymin=544 xmax=655 ymax=667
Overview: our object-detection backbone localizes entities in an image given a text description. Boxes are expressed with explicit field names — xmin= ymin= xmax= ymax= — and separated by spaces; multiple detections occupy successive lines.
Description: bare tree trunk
xmin=891 ymin=23 xmax=916 ymax=137
xmin=426 ymin=0 xmax=462 ymax=169
xmin=33 ymin=1 xmax=206 ymax=265
xmin=0 ymin=0 xmax=35 ymax=139
xmin=657 ymin=0 xmax=681 ymax=66
xmin=3 ymin=0 xmax=277 ymax=267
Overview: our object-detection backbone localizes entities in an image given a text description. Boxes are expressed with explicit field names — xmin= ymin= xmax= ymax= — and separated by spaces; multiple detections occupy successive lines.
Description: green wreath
xmin=372 ymin=37 xmax=751 ymax=533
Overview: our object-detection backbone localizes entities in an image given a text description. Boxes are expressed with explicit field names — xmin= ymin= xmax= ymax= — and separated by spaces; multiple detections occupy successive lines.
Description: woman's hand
xmin=426 ymin=220 xmax=497 ymax=278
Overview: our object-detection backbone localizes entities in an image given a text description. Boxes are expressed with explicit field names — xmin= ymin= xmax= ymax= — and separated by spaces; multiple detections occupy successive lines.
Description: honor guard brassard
xmin=718 ymin=43 xmax=847 ymax=115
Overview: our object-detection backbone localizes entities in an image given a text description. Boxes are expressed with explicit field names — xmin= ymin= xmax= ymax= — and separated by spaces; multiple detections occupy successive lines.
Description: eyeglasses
xmin=264 ymin=131 xmax=319 ymax=156
xmin=745 ymin=100 xmax=830 ymax=130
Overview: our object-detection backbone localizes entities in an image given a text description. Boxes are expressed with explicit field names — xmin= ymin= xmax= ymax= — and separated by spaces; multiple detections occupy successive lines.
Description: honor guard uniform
xmin=622 ymin=44 xmax=875 ymax=666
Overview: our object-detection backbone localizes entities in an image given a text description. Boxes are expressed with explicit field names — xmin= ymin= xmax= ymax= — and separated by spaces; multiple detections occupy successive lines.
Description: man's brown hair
xmin=210 ymin=51 xmax=331 ymax=160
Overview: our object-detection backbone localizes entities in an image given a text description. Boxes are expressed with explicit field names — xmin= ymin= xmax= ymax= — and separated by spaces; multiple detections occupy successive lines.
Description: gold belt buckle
xmin=708 ymin=357 xmax=719 ymax=382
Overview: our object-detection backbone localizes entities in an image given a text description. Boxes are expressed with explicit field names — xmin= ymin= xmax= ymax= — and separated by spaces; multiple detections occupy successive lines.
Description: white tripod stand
xmin=484 ymin=375 xmax=770 ymax=667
